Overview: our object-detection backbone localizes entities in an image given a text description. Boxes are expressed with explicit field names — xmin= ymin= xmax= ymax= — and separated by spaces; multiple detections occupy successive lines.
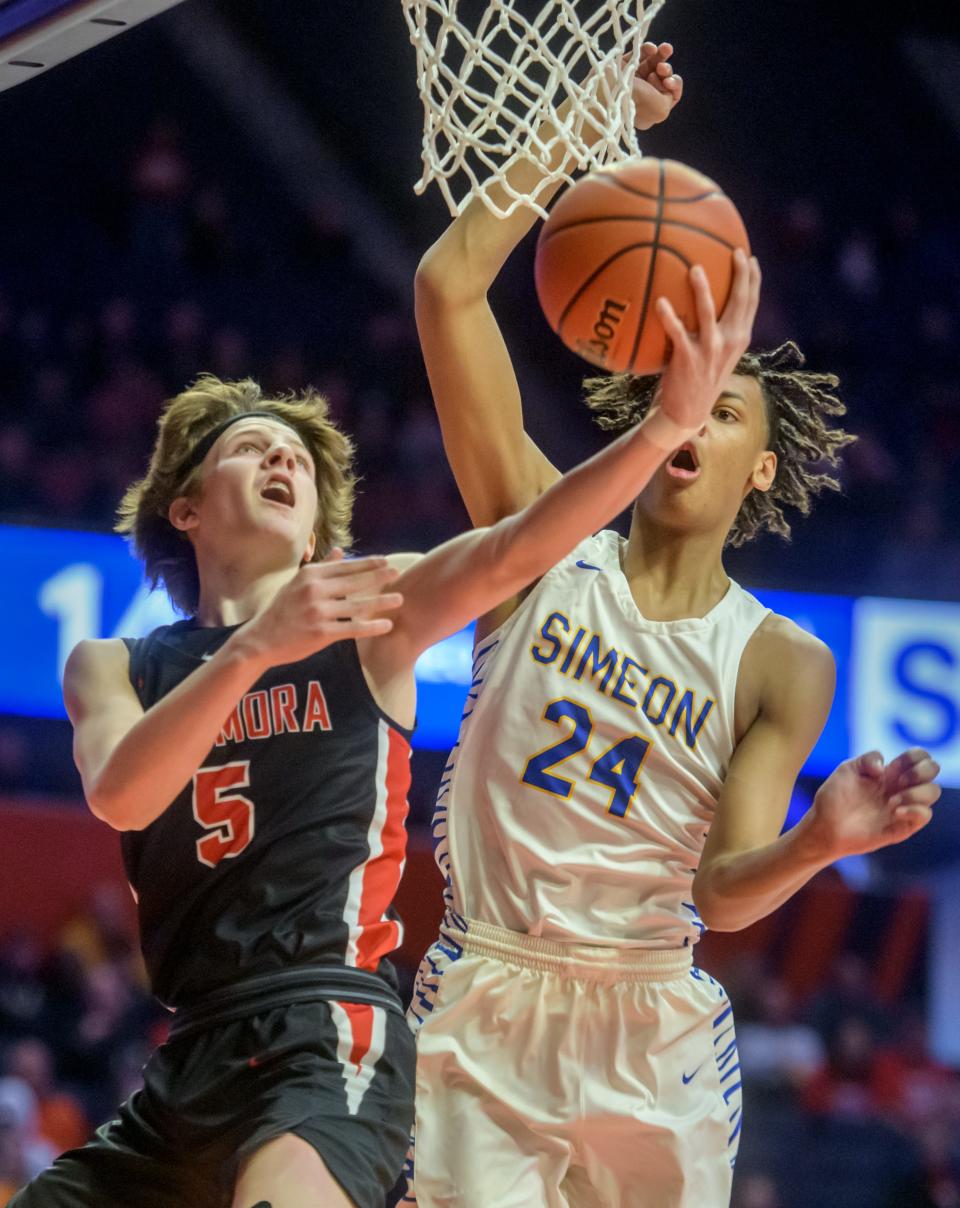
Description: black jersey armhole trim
xmin=340 ymin=640 xmax=415 ymax=742
xmin=120 ymin=636 xmax=146 ymax=707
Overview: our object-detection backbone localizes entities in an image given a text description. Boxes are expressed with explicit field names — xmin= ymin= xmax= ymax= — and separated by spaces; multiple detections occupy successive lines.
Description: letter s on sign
xmin=893 ymin=641 xmax=957 ymax=748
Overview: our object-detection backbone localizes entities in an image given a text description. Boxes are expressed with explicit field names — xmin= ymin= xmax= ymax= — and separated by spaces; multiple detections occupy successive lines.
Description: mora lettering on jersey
xmin=215 ymin=680 xmax=332 ymax=745
xmin=529 ymin=611 xmax=714 ymax=750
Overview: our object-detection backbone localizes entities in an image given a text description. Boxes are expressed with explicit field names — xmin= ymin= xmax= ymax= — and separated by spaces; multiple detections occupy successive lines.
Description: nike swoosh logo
xmin=682 ymin=1064 xmax=705 ymax=1084
xmin=575 ymin=560 xmax=602 ymax=572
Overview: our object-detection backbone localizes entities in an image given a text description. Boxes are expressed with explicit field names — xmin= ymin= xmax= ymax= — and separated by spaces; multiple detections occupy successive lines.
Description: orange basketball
xmin=534 ymin=158 xmax=750 ymax=376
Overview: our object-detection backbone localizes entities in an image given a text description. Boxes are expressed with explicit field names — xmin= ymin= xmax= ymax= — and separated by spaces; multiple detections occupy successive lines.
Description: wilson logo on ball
xmin=577 ymin=297 xmax=629 ymax=365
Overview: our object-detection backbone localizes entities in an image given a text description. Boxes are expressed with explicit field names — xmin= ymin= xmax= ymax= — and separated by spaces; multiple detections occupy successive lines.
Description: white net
xmin=402 ymin=0 xmax=665 ymax=218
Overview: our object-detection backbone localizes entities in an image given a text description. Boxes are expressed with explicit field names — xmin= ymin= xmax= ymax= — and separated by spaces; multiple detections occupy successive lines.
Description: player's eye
xmin=714 ymin=406 xmax=737 ymax=423
xmin=296 ymin=454 xmax=310 ymax=470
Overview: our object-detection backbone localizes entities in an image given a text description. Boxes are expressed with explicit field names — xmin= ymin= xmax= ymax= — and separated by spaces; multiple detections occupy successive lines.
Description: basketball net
xmin=402 ymin=0 xmax=665 ymax=219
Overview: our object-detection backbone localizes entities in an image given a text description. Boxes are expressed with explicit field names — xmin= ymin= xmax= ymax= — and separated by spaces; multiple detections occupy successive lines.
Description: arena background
xmin=0 ymin=2 xmax=958 ymax=1204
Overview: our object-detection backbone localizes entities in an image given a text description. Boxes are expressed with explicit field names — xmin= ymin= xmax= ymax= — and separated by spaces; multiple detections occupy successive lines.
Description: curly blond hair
xmin=116 ymin=375 xmax=356 ymax=614
xmin=583 ymin=342 xmax=855 ymax=546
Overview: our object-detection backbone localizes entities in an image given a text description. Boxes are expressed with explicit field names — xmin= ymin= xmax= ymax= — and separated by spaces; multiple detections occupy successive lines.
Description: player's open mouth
xmin=665 ymin=444 xmax=701 ymax=481
xmin=259 ymin=475 xmax=296 ymax=508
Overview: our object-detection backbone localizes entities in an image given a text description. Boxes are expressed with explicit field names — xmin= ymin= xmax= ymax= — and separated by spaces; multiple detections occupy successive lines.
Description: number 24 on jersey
xmin=521 ymin=697 xmax=652 ymax=819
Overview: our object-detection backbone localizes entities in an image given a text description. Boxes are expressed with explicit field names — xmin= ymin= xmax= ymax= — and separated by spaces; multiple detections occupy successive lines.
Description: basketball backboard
xmin=0 ymin=0 xmax=189 ymax=92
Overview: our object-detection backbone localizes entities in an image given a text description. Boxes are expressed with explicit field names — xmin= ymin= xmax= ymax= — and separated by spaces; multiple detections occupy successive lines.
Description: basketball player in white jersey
xmin=404 ymin=42 xmax=942 ymax=1208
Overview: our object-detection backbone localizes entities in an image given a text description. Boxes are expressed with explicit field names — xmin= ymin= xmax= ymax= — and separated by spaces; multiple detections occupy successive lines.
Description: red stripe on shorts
xmin=338 ymin=1000 xmax=375 ymax=1072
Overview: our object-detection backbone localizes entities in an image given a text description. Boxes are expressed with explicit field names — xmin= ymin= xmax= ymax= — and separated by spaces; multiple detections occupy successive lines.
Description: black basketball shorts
xmin=9 ymin=996 xmax=415 ymax=1208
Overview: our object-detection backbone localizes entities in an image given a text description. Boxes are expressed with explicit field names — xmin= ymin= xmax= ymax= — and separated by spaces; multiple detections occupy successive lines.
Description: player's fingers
xmin=880 ymin=810 xmax=932 ymax=846
xmin=331 ymin=577 xmax=404 ymax=607
xmin=314 ymin=556 xmax=397 ymax=582
xmin=655 ymin=296 xmax=691 ymax=356
xmin=317 ymin=553 xmax=388 ymax=573
xmin=689 ymin=264 xmax=718 ymax=337
xmin=637 ymin=41 xmax=658 ymax=66
xmin=637 ymin=42 xmax=672 ymax=76
xmin=855 ymin=750 xmax=886 ymax=779
xmin=329 ymin=593 xmax=404 ymax=617
xmin=897 ymin=756 xmax=941 ymax=789
xmin=730 ymin=253 xmax=760 ymax=336
xmin=649 ymin=65 xmax=674 ymax=95
xmin=894 ymin=746 xmax=932 ymax=766
xmin=887 ymin=747 xmax=934 ymax=778
xmin=884 ymin=748 xmax=932 ymax=793
xmin=664 ymin=74 xmax=683 ymax=102
xmin=636 ymin=44 xmax=658 ymax=77
xmin=746 ymin=255 xmax=761 ymax=320
xmin=889 ymin=805 xmax=935 ymax=832
xmin=325 ymin=613 xmax=397 ymax=631
xmin=723 ymin=249 xmax=753 ymax=331
xmin=891 ymin=783 xmax=942 ymax=810
xmin=324 ymin=617 xmax=395 ymax=639
xmin=315 ymin=572 xmax=402 ymax=606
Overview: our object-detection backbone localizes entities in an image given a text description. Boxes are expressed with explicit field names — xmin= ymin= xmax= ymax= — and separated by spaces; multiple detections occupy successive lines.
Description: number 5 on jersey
xmin=193 ymin=762 xmax=255 ymax=868
xmin=520 ymin=697 xmax=652 ymax=818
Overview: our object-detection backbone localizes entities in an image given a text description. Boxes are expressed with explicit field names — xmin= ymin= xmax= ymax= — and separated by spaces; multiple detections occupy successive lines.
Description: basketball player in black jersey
xmin=10 ymin=246 xmax=760 ymax=1208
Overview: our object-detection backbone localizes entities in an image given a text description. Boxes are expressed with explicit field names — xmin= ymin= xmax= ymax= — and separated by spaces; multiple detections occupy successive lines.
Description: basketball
xmin=534 ymin=158 xmax=751 ymax=376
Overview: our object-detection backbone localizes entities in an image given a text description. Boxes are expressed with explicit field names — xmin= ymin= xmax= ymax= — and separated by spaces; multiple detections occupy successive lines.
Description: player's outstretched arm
xmin=417 ymin=42 xmax=682 ymax=530
xmin=692 ymin=622 xmax=942 ymax=933
xmin=65 ymin=555 xmax=402 ymax=832
xmin=381 ymin=252 xmax=756 ymax=662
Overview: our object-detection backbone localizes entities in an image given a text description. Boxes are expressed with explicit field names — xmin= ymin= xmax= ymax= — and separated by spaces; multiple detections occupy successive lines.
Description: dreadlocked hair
xmin=582 ymin=341 xmax=856 ymax=547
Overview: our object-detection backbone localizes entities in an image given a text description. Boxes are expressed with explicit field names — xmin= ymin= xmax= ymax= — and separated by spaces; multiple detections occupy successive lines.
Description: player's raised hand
xmin=652 ymin=248 xmax=761 ymax=434
xmin=632 ymin=41 xmax=683 ymax=130
xmin=244 ymin=550 xmax=403 ymax=666
xmin=807 ymin=748 xmax=942 ymax=857
xmin=581 ymin=42 xmax=680 ymax=148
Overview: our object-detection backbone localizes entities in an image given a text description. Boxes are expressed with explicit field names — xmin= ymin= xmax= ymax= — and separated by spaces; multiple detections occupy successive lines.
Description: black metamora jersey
xmin=120 ymin=621 xmax=412 ymax=1009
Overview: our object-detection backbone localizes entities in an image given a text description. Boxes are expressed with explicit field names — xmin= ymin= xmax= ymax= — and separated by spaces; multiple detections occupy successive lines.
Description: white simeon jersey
xmin=434 ymin=528 xmax=770 ymax=950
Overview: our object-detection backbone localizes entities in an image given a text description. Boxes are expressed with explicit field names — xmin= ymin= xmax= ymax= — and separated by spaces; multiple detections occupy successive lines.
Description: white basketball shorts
xmin=403 ymin=916 xmax=741 ymax=1208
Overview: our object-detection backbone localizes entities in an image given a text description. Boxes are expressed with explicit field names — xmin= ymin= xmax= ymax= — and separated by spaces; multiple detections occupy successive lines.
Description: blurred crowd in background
xmin=0 ymin=890 xmax=166 ymax=1203
xmin=1 ymin=891 xmax=959 ymax=1207
xmin=0 ymin=106 xmax=958 ymax=596
xmin=729 ymin=951 xmax=960 ymax=1208
xmin=0 ymin=115 xmax=464 ymax=558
